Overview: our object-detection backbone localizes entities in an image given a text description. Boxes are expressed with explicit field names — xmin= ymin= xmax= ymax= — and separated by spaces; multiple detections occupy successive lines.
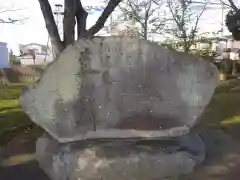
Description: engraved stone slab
xmin=19 ymin=37 xmax=219 ymax=142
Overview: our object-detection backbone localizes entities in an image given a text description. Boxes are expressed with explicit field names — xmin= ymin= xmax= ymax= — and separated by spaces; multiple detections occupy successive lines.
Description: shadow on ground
xmin=0 ymin=161 xmax=50 ymax=180
xmin=180 ymin=129 xmax=240 ymax=180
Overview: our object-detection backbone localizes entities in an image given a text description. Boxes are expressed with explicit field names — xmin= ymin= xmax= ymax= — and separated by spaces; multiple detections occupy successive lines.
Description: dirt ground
xmin=0 ymin=161 xmax=50 ymax=180
xmin=1 ymin=129 xmax=240 ymax=180
xmin=1 ymin=78 xmax=240 ymax=179
xmin=0 ymin=130 xmax=49 ymax=180
xmin=184 ymin=129 xmax=240 ymax=180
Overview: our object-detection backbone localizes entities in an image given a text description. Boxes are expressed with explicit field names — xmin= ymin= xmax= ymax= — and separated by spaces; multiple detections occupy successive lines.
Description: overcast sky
xmin=0 ymin=0 xmax=237 ymax=55
xmin=0 ymin=0 xmax=106 ymax=55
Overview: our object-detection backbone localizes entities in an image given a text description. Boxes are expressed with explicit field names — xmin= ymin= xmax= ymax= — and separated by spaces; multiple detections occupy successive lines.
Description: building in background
xmin=17 ymin=43 xmax=53 ymax=66
xmin=0 ymin=42 xmax=9 ymax=68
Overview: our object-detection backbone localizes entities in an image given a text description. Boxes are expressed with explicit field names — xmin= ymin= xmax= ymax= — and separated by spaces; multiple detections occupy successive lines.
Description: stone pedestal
xmin=36 ymin=134 xmax=205 ymax=180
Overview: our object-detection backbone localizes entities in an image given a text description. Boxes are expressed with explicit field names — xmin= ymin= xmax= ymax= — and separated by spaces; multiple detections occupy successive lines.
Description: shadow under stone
xmin=116 ymin=113 xmax=183 ymax=130
xmin=0 ymin=161 xmax=50 ymax=180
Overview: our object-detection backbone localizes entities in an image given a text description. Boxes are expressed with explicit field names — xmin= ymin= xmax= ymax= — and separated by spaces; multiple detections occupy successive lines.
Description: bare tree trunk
xmin=143 ymin=4 xmax=148 ymax=40
xmin=183 ymin=36 xmax=190 ymax=53
xmin=184 ymin=46 xmax=190 ymax=53
xmin=39 ymin=0 xmax=122 ymax=56
xmin=232 ymin=61 xmax=237 ymax=75
xmin=63 ymin=0 xmax=76 ymax=46
xmin=143 ymin=1 xmax=152 ymax=40
xmin=143 ymin=20 xmax=148 ymax=40
xmin=87 ymin=0 xmax=122 ymax=36
xmin=38 ymin=0 xmax=64 ymax=56
xmin=76 ymin=0 xmax=88 ymax=38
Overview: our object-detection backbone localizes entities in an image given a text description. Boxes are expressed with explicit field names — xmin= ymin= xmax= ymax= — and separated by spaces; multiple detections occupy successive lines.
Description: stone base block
xmin=36 ymin=134 xmax=205 ymax=180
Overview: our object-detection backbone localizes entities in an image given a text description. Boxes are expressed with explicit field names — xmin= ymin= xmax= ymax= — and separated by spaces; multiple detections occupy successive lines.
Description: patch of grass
xmin=198 ymin=78 xmax=240 ymax=140
xmin=0 ymin=111 xmax=29 ymax=131
xmin=221 ymin=116 xmax=240 ymax=126
xmin=0 ymin=83 xmax=42 ymax=146
xmin=0 ymin=100 xmax=19 ymax=111
xmin=1 ymin=78 xmax=240 ymax=145
xmin=0 ymin=86 xmax=21 ymax=100
xmin=200 ymin=94 xmax=240 ymax=126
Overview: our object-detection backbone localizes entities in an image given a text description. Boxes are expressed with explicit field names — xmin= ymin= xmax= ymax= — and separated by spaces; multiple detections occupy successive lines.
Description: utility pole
xmin=54 ymin=4 xmax=64 ymax=40
xmin=221 ymin=2 xmax=224 ymax=37
xmin=109 ymin=14 xmax=113 ymax=34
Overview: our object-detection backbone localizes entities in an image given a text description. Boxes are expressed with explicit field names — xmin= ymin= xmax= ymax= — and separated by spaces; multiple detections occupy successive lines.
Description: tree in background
xmin=0 ymin=5 xmax=27 ymax=85
xmin=38 ymin=0 xmax=122 ymax=56
xmin=165 ymin=0 xmax=209 ymax=52
xmin=0 ymin=8 xmax=28 ymax=24
xmin=115 ymin=0 xmax=165 ymax=40
xmin=224 ymin=0 xmax=240 ymax=40
xmin=9 ymin=49 xmax=20 ymax=65
xmin=110 ymin=23 xmax=140 ymax=37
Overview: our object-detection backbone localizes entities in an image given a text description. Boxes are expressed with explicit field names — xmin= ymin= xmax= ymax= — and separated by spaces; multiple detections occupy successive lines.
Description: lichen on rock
xmin=19 ymin=36 xmax=219 ymax=143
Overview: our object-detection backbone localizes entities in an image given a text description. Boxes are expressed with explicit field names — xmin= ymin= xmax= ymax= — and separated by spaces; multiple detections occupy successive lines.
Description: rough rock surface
xmin=36 ymin=134 xmax=205 ymax=180
xmin=19 ymin=37 xmax=219 ymax=142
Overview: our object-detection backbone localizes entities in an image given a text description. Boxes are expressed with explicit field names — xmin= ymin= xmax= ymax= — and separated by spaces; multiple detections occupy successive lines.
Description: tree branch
xmin=119 ymin=3 xmax=143 ymax=26
xmin=0 ymin=8 xmax=28 ymax=24
xmin=219 ymin=0 xmax=232 ymax=8
xmin=0 ymin=17 xmax=29 ymax=24
xmin=127 ymin=0 xmax=143 ymax=23
xmin=87 ymin=0 xmax=122 ymax=36
xmin=167 ymin=0 xmax=182 ymax=29
xmin=0 ymin=8 xmax=25 ymax=14
xmin=63 ymin=0 xmax=76 ymax=46
xmin=190 ymin=0 xmax=208 ymax=41
xmin=166 ymin=0 xmax=209 ymax=52
xmin=143 ymin=0 xmax=152 ymax=39
xmin=228 ymin=0 xmax=238 ymax=12
xmin=38 ymin=0 xmax=63 ymax=56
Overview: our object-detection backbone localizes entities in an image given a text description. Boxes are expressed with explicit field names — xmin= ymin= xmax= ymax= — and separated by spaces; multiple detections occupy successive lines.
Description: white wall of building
xmin=215 ymin=41 xmax=227 ymax=54
xmin=21 ymin=44 xmax=42 ymax=54
xmin=227 ymin=40 xmax=240 ymax=49
xmin=20 ymin=43 xmax=51 ymax=55
xmin=0 ymin=42 xmax=9 ymax=68
xmin=19 ymin=54 xmax=53 ymax=66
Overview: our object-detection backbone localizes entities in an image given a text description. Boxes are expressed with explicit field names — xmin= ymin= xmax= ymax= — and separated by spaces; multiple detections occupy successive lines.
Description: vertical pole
xmin=221 ymin=3 xmax=224 ymax=37
xmin=51 ymin=4 xmax=63 ymax=58
xmin=44 ymin=37 xmax=50 ymax=62
xmin=110 ymin=14 xmax=113 ymax=34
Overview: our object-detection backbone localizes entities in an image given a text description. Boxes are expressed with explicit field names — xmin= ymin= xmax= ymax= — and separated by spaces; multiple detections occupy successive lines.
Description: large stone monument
xmin=20 ymin=37 xmax=219 ymax=180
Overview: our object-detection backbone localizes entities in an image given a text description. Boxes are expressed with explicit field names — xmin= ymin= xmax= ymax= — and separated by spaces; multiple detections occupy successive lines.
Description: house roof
xmin=0 ymin=42 xmax=7 ymax=46
xmin=19 ymin=43 xmax=50 ymax=50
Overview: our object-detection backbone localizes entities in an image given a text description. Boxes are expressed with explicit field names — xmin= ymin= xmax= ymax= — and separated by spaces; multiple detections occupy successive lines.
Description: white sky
xmin=0 ymin=0 xmax=239 ymax=55
xmin=0 ymin=0 xmax=105 ymax=55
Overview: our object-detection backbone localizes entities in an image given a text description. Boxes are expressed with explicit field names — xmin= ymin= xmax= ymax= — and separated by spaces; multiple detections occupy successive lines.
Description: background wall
xmin=0 ymin=42 xmax=9 ymax=68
